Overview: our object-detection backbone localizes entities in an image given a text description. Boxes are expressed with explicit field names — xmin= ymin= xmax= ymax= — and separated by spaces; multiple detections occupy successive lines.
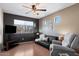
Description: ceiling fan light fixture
xmin=37 ymin=13 xmax=39 ymax=15
xmin=23 ymin=3 xmax=46 ymax=15
xmin=32 ymin=11 xmax=39 ymax=15
xmin=32 ymin=12 xmax=36 ymax=15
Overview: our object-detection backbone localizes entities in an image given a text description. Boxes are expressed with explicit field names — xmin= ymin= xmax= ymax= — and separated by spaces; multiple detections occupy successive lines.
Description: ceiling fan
xmin=23 ymin=3 xmax=47 ymax=15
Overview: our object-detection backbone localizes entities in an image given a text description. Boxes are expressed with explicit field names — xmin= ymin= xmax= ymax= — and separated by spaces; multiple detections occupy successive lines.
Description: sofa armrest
xmin=52 ymin=40 xmax=62 ymax=45
xmin=50 ymin=44 xmax=76 ymax=56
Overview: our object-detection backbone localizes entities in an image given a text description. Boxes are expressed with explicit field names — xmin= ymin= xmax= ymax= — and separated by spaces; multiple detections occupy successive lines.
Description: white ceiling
xmin=0 ymin=3 xmax=75 ymax=19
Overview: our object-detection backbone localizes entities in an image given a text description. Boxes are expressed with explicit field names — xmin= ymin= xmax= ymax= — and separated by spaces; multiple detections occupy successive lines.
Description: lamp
xmin=59 ymin=34 xmax=64 ymax=41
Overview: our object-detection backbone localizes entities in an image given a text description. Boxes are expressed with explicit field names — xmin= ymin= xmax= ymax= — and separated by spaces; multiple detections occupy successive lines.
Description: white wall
xmin=39 ymin=4 xmax=79 ymax=35
xmin=0 ymin=8 xmax=3 ymax=50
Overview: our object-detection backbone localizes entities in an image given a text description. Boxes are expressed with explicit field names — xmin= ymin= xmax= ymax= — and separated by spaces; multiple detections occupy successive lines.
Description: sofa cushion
xmin=62 ymin=33 xmax=76 ymax=47
xmin=45 ymin=35 xmax=58 ymax=43
xmin=35 ymin=41 xmax=50 ymax=49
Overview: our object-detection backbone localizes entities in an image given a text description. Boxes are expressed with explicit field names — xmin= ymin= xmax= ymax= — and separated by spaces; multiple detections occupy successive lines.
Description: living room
xmin=0 ymin=3 xmax=79 ymax=56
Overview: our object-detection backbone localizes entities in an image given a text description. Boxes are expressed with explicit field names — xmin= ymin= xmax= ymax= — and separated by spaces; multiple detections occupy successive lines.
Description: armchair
xmin=50 ymin=44 xmax=77 ymax=56
xmin=50 ymin=33 xmax=79 ymax=56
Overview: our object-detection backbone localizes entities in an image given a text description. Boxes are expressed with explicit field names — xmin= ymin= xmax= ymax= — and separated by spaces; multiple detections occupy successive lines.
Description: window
xmin=14 ymin=19 xmax=35 ymax=33
xmin=14 ymin=20 xmax=34 ymax=26
xmin=54 ymin=16 xmax=61 ymax=24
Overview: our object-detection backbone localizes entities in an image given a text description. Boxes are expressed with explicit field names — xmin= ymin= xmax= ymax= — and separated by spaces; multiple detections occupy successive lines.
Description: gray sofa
xmin=50 ymin=33 xmax=79 ymax=56
xmin=35 ymin=34 xmax=58 ymax=49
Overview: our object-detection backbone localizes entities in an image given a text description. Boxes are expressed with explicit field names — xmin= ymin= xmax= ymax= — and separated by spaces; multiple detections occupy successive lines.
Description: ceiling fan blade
xmin=23 ymin=5 xmax=32 ymax=9
xmin=36 ymin=9 xmax=46 ymax=11
xmin=25 ymin=10 xmax=32 ymax=14
xmin=35 ymin=3 xmax=40 ymax=6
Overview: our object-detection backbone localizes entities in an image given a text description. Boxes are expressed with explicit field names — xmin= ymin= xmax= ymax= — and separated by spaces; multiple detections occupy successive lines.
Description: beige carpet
xmin=0 ymin=41 xmax=49 ymax=56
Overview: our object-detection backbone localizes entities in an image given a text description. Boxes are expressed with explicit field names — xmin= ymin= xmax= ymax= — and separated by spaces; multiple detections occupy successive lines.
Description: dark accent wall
xmin=3 ymin=13 xmax=39 ymax=50
xmin=4 ymin=13 xmax=39 ymax=32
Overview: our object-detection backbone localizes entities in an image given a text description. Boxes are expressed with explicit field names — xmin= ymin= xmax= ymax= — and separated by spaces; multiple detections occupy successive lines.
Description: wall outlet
xmin=22 ymin=38 xmax=24 ymax=40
